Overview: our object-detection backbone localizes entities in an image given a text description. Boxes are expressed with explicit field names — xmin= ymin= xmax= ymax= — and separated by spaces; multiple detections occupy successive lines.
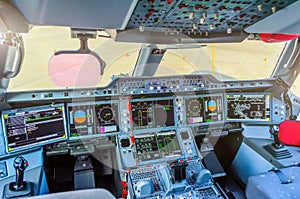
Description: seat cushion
xmin=24 ymin=188 xmax=115 ymax=199
xmin=246 ymin=167 xmax=300 ymax=199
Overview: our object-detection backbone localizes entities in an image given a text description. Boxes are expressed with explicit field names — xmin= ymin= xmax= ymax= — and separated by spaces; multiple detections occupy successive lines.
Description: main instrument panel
xmin=0 ymin=74 xmax=288 ymax=199
xmin=1 ymin=74 xmax=286 ymax=154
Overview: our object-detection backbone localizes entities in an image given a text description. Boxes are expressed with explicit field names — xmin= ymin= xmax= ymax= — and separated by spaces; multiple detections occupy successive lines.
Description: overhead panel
xmin=125 ymin=0 xmax=297 ymax=37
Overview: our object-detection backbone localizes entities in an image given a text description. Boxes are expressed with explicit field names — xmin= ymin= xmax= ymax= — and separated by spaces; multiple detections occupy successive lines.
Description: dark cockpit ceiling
xmin=8 ymin=0 xmax=300 ymax=43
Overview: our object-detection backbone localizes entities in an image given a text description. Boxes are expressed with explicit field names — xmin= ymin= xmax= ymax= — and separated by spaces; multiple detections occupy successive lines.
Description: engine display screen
xmin=2 ymin=104 xmax=67 ymax=153
xmin=185 ymin=95 xmax=223 ymax=124
xmin=226 ymin=93 xmax=271 ymax=122
xmin=135 ymin=131 xmax=181 ymax=161
xmin=131 ymin=98 xmax=174 ymax=130
xmin=68 ymin=101 xmax=119 ymax=137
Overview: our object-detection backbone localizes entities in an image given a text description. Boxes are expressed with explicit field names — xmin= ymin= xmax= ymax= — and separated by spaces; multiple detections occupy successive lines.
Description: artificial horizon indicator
xmin=185 ymin=95 xmax=223 ymax=125
xmin=68 ymin=102 xmax=119 ymax=137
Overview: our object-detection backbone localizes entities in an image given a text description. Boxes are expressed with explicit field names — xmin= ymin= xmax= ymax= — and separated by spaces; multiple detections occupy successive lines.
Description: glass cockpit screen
xmin=2 ymin=104 xmax=67 ymax=153
xmin=135 ymin=131 xmax=181 ymax=161
xmin=68 ymin=101 xmax=119 ymax=138
xmin=130 ymin=98 xmax=174 ymax=130
xmin=185 ymin=95 xmax=223 ymax=124
xmin=226 ymin=93 xmax=271 ymax=122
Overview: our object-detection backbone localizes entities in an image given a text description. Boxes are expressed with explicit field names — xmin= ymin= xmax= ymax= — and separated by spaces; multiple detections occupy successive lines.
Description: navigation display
xmin=135 ymin=131 xmax=181 ymax=161
xmin=2 ymin=104 xmax=67 ymax=153
xmin=185 ymin=95 xmax=223 ymax=124
xmin=68 ymin=101 xmax=119 ymax=137
xmin=131 ymin=98 xmax=174 ymax=130
xmin=226 ymin=93 xmax=271 ymax=122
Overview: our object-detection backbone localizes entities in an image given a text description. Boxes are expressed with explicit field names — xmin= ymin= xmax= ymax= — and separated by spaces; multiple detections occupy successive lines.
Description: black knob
xmin=270 ymin=125 xmax=283 ymax=149
xmin=13 ymin=157 xmax=28 ymax=191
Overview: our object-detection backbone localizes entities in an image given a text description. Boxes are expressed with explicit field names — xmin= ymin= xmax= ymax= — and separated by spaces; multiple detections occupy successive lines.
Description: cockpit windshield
xmin=8 ymin=26 xmax=285 ymax=91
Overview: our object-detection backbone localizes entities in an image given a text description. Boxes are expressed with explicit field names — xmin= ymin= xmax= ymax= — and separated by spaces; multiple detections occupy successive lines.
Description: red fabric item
xmin=279 ymin=120 xmax=300 ymax=146
xmin=260 ymin=33 xmax=300 ymax=43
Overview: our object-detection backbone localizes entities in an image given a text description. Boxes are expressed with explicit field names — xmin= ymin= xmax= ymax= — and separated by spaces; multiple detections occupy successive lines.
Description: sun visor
xmin=12 ymin=0 xmax=138 ymax=30
xmin=245 ymin=1 xmax=300 ymax=34
xmin=0 ymin=0 xmax=29 ymax=33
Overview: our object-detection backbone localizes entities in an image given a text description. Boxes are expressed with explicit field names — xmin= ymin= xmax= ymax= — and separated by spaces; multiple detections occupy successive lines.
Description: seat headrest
xmin=279 ymin=120 xmax=300 ymax=147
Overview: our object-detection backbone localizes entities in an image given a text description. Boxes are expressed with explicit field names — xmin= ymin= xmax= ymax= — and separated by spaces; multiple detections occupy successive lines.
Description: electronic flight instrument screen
xmin=135 ymin=131 xmax=181 ymax=161
xmin=131 ymin=98 xmax=174 ymax=130
xmin=2 ymin=104 xmax=67 ymax=153
xmin=226 ymin=93 xmax=271 ymax=122
xmin=68 ymin=101 xmax=119 ymax=137
xmin=185 ymin=95 xmax=223 ymax=124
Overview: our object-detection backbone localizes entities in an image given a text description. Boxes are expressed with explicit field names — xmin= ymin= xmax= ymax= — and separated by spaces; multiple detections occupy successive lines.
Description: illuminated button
xmin=189 ymin=12 xmax=194 ymax=19
xmin=157 ymin=86 xmax=161 ymax=90
xmin=123 ymin=120 xmax=129 ymax=124
xmin=187 ymin=147 xmax=192 ymax=154
xmin=40 ymin=94 xmax=46 ymax=98
xmin=149 ymin=86 xmax=154 ymax=91
xmin=122 ymin=111 xmax=128 ymax=117
xmin=122 ymin=88 xmax=127 ymax=92
xmin=140 ymin=90 xmax=144 ymax=94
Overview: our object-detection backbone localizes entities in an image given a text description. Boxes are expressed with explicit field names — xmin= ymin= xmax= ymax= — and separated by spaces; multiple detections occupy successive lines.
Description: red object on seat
xmin=260 ymin=33 xmax=300 ymax=43
xmin=279 ymin=120 xmax=300 ymax=146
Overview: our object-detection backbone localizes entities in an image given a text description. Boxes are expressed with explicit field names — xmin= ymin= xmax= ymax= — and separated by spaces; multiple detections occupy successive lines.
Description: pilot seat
xmin=246 ymin=120 xmax=300 ymax=199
